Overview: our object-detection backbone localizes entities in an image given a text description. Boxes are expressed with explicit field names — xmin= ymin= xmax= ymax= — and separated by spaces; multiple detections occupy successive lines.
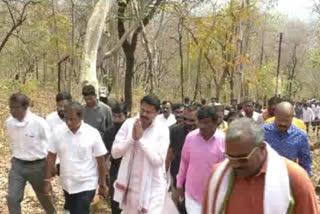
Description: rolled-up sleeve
xmin=93 ymin=130 xmax=108 ymax=157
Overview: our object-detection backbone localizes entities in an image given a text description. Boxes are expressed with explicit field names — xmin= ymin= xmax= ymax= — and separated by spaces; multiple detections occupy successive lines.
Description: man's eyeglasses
xmin=225 ymin=147 xmax=259 ymax=162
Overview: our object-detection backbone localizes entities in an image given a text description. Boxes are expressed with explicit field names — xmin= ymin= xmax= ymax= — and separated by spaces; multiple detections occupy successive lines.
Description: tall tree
xmin=117 ymin=0 xmax=162 ymax=112
xmin=80 ymin=0 xmax=113 ymax=94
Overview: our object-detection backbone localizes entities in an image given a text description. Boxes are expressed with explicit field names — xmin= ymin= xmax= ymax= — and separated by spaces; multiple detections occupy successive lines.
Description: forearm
xmin=96 ymin=156 xmax=107 ymax=186
xmin=176 ymin=163 xmax=187 ymax=188
xmin=44 ymin=152 xmax=57 ymax=179
xmin=165 ymin=148 xmax=174 ymax=170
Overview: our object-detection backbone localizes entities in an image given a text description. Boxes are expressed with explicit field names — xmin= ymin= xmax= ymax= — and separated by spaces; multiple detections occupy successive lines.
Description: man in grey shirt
xmin=82 ymin=85 xmax=113 ymax=136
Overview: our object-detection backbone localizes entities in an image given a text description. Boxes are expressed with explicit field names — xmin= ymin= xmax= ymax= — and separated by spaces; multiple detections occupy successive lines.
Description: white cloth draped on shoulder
xmin=205 ymin=144 xmax=291 ymax=214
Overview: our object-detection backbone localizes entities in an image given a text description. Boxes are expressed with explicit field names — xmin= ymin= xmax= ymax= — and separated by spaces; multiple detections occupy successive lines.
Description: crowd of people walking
xmin=4 ymin=86 xmax=320 ymax=214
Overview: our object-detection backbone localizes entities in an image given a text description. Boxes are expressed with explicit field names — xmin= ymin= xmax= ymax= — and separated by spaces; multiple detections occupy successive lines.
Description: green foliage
xmin=0 ymin=79 xmax=38 ymax=100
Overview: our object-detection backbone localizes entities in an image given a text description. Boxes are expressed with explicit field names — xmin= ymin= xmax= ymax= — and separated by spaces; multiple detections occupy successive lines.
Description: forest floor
xmin=0 ymin=89 xmax=320 ymax=213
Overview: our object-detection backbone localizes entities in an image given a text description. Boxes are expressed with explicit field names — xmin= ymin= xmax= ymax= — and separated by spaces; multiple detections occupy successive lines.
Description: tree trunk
xmin=35 ymin=60 xmax=39 ymax=80
xmin=118 ymin=0 xmax=162 ymax=112
xmin=80 ymin=0 xmax=113 ymax=95
xmin=178 ymin=20 xmax=184 ymax=102
xmin=69 ymin=0 xmax=75 ymax=93
xmin=288 ymin=43 xmax=297 ymax=98
xmin=58 ymin=56 xmax=70 ymax=92
xmin=193 ymin=48 xmax=202 ymax=101
xmin=124 ymin=51 xmax=134 ymax=114
xmin=230 ymin=70 xmax=234 ymax=101
xmin=43 ymin=54 xmax=47 ymax=83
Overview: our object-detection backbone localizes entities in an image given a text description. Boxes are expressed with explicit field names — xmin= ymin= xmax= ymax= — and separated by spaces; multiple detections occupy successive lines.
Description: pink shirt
xmin=177 ymin=129 xmax=225 ymax=203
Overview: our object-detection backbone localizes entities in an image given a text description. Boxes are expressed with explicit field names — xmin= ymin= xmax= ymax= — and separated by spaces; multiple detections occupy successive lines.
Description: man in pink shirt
xmin=176 ymin=106 xmax=225 ymax=214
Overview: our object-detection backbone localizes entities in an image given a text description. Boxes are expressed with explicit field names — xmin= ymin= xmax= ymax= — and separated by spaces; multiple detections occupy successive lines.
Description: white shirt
xmin=302 ymin=107 xmax=315 ymax=122
xmin=242 ymin=111 xmax=262 ymax=124
xmin=48 ymin=122 xmax=107 ymax=194
xmin=46 ymin=111 xmax=67 ymax=164
xmin=156 ymin=114 xmax=176 ymax=127
xmin=311 ymin=105 xmax=320 ymax=119
xmin=316 ymin=106 xmax=320 ymax=119
xmin=6 ymin=110 xmax=50 ymax=161
xmin=46 ymin=111 xmax=65 ymax=132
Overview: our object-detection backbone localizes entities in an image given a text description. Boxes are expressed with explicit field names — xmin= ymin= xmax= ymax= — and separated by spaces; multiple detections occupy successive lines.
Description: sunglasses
xmin=225 ymin=147 xmax=259 ymax=162
xmin=183 ymin=117 xmax=196 ymax=122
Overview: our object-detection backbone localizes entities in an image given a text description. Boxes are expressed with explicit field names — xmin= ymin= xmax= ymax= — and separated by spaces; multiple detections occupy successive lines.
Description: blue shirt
xmin=264 ymin=122 xmax=311 ymax=176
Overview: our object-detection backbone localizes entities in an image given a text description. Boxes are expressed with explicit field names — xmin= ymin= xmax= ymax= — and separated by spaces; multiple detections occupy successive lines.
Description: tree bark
xmin=0 ymin=1 xmax=35 ymax=53
xmin=69 ymin=0 xmax=75 ymax=93
xmin=193 ymin=48 xmax=202 ymax=101
xmin=178 ymin=20 xmax=185 ymax=102
xmin=118 ymin=0 xmax=162 ymax=113
xmin=58 ymin=55 xmax=70 ymax=92
xmin=80 ymin=0 xmax=113 ymax=95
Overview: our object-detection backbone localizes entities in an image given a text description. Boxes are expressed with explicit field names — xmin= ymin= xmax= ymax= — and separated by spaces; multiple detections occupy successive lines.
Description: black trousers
xmin=64 ymin=189 xmax=95 ymax=214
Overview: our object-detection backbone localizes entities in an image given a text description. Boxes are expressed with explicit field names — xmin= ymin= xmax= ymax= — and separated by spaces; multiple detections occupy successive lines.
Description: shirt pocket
xmin=25 ymin=131 xmax=40 ymax=149
xmin=73 ymin=144 xmax=92 ymax=161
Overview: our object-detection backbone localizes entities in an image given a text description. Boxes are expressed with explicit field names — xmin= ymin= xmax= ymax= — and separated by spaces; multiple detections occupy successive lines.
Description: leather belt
xmin=13 ymin=157 xmax=46 ymax=164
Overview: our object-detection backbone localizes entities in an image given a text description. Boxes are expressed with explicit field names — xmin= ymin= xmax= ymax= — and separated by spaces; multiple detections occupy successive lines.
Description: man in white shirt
xmin=112 ymin=94 xmax=170 ymax=214
xmin=46 ymin=92 xmax=72 ymax=213
xmin=302 ymin=103 xmax=315 ymax=133
xmin=242 ymin=100 xmax=262 ymax=124
xmin=46 ymin=92 xmax=72 ymax=131
xmin=6 ymin=93 xmax=56 ymax=214
xmin=157 ymin=100 xmax=176 ymax=127
xmin=44 ymin=101 xmax=108 ymax=214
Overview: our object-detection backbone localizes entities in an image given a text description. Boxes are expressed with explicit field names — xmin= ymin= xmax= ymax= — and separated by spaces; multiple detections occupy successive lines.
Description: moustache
xmin=140 ymin=116 xmax=149 ymax=120
xmin=279 ymin=126 xmax=287 ymax=129
xmin=57 ymin=111 xmax=65 ymax=119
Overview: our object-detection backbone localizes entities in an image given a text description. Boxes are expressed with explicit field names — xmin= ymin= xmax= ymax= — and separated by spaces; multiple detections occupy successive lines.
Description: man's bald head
xmin=275 ymin=102 xmax=293 ymax=133
xmin=275 ymin=102 xmax=294 ymax=117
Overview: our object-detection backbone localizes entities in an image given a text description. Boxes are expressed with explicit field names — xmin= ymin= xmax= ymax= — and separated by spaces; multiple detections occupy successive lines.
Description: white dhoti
xmin=185 ymin=193 xmax=202 ymax=214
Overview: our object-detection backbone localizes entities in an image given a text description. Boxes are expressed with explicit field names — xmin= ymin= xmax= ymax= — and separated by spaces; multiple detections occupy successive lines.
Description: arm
xmin=45 ymin=133 xmax=58 ymax=179
xmin=288 ymin=162 xmax=318 ymax=214
xmin=176 ymin=136 xmax=190 ymax=188
xmin=44 ymin=152 xmax=57 ymax=179
xmin=103 ymin=128 xmax=114 ymax=152
xmin=165 ymin=147 xmax=174 ymax=172
xmin=298 ymin=135 xmax=312 ymax=176
xmin=111 ymin=120 xmax=134 ymax=159
xmin=93 ymin=131 xmax=108 ymax=197
xmin=96 ymin=155 xmax=108 ymax=197
xmin=43 ymin=152 xmax=57 ymax=195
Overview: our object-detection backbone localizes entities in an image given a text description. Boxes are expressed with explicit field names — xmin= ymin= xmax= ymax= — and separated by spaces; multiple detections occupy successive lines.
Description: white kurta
xmin=112 ymin=117 xmax=169 ymax=214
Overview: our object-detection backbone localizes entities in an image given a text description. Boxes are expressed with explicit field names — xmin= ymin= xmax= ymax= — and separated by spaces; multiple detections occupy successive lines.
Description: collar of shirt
xmin=67 ymin=121 xmax=85 ymax=135
xmin=273 ymin=123 xmax=294 ymax=136
xmin=85 ymin=100 xmax=101 ymax=110
xmin=12 ymin=110 xmax=33 ymax=127
xmin=196 ymin=129 xmax=216 ymax=142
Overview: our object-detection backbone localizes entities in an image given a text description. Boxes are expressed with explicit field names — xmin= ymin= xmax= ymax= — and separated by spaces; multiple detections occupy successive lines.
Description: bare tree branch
xmin=0 ymin=0 xmax=38 ymax=53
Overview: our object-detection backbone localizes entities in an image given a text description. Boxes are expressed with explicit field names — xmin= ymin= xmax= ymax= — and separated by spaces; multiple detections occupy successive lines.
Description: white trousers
xmin=185 ymin=193 xmax=202 ymax=214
